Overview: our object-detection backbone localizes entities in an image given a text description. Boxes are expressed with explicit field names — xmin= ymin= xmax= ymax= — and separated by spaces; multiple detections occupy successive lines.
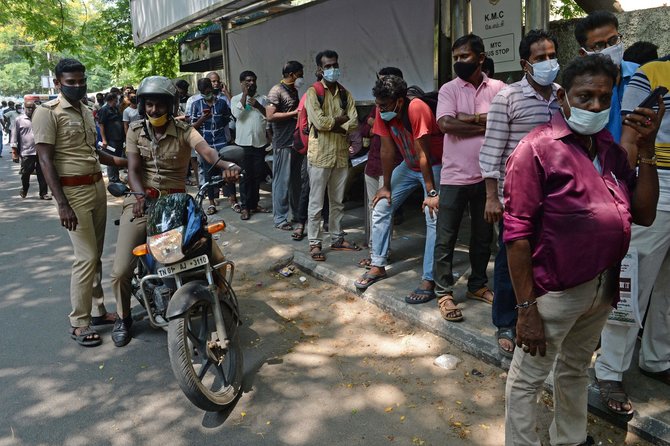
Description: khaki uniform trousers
xmin=64 ymin=180 xmax=108 ymax=327
xmin=505 ymin=274 xmax=612 ymax=446
xmin=111 ymin=196 xmax=146 ymax=319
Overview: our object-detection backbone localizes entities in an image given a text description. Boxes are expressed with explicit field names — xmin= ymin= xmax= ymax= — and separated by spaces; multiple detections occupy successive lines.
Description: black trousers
xmin=20 ymin=155 xmax=48 ymax=196
xmin=239 ymin=145 xmax=266 ymax=210
xmin=433 ymin=181 xmax=492 ymax=295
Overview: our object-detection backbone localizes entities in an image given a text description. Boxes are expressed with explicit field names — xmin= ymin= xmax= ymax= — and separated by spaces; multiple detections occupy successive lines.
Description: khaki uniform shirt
xmin=305 ymin=80 xmax=358 ymax=168
xmin=126 ymin=119 xmax=205 ymax=190
xmin=32 ymin=94 xmax=101 ymax=177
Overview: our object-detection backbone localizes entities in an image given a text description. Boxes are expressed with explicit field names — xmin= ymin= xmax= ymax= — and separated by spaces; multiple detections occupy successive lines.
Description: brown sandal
xmin=241 ymin=209 xmax=250 ymax=220
xmin=438 ymin=294 xmax=463 ymax=321
xmin=466 ymin=286 xmax=494 ymax=304
xmin=309 ymin=245 xmax=325 ymax=261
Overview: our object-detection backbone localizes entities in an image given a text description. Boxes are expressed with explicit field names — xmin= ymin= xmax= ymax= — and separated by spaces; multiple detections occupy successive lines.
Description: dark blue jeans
xmin=492 ymin=221 xmax=517 ymax=329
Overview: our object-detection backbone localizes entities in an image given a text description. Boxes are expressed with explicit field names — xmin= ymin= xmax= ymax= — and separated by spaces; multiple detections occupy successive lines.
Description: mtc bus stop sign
xmin=471 ymin=0 xmax=522 ymax=73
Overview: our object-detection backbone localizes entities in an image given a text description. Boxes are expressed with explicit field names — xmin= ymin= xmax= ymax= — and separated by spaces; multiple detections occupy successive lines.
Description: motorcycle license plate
xmin=157 ymin=254 xmax=209 ymax=278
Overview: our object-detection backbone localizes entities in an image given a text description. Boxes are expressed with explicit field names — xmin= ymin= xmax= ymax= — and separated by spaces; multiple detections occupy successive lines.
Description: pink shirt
xmin=436 ymin=74 xmax=506 ymax=185
xmin=503 ymin=112 xmax=636 ymax=298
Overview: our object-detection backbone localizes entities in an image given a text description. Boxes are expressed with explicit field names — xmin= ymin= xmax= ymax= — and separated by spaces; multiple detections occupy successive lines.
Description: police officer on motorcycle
xmin=110 ymin=76 xmax=241 ymax=347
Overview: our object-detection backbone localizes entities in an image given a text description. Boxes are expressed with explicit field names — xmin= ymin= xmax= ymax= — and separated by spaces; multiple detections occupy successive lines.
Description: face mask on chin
xmin=148 ymin=113 xmax=168 ymax=127
xmin=561 ymin=95 xmax=611 ymax=135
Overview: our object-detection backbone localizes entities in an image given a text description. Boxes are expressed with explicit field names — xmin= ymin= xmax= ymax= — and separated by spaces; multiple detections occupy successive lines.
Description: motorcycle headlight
xmin=148 ymin=225 xmax=185 ymax=264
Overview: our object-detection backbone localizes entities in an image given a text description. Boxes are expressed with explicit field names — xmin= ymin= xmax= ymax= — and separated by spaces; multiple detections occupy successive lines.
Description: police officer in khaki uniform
xmin=33 ymin=58 xmax=127 ymax=347
xmin=110 ymin=76 xmax=240 ymax=347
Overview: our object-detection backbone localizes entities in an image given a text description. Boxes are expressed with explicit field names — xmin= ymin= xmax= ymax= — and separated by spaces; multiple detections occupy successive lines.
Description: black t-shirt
xmin=97 ymin=104 xmax=125 ymax=142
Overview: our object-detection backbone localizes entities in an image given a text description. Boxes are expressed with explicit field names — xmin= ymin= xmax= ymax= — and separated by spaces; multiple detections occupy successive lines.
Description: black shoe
xmin=578 ymin=435 xmax=595 ymax=446
xmin=111 ymin=315 xmax=133 ymax=347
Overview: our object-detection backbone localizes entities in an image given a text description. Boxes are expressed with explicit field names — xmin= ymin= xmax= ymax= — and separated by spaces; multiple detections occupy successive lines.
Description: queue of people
xmin=7 ymin=9 xmax=667 ymax=445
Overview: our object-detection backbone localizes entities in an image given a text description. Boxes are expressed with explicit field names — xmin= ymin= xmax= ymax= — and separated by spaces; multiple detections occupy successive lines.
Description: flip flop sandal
xmin=437 ymin=295 xmax=464 ymax=322
xmin=309 ymin=245 xmax=326 ymax=261
xmin=597 ymin=379 xmax=634 ymax=415
xmin=206 ymin=205 xmax=217 ymax=215
xmin=405 ymin=288 xmax=437 ymax=304
xmin=231 ymin=203 xmax=242 ymax=213
xmin=497 ymin=327 xmax=516 ymax=359
xmin=354 ymin=271 xmax=388 ymax=290
xmin=275 ymin=222 xmax=293 ymax=231
xmin=331 ymin=241 xmax=362 ymax=251
xmin=241 ymin=209 xmax=250 ymax=220
xmin=70 ymin=326 xmax=102 ymax=347
xmin=91 ymin=312 xmax=118 ymax=326
xmin=466 ymin=287 xmax=494 ymax=304
xmin=357 ymin=257 xmax=372 ymax=269
xmin=292 ymin=225 xmax=305 ymax=241
xmin=253 ymin=206 xmax=271 ymax=213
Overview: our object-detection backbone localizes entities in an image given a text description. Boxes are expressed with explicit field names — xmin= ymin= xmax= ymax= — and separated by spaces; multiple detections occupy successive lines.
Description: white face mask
xmin=527 ymin=59 xmax=560 ymax=86
xmin=584 ymin=42 xmax=624 ymax=67
xmin=294 ymin=77 xmax=305 ymax=89
xmin=561 ymin=95 xmax=611 ymax=135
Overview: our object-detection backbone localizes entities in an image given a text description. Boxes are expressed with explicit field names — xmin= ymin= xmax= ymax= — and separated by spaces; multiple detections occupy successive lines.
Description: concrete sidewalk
xmin=214 ymin=188 xmax=670 ymax=445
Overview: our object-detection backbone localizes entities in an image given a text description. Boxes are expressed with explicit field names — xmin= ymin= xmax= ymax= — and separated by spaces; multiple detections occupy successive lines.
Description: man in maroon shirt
xmin=503 ymin=55 xmax=663 ymax=445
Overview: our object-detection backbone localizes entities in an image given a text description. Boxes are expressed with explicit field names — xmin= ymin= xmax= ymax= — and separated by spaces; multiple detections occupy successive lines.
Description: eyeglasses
xmin=587 ymin=34 xmax=623 ymax=52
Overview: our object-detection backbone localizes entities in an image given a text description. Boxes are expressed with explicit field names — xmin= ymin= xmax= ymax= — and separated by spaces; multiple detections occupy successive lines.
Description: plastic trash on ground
xmin=433 ymin=354 xmax=461 ymax=370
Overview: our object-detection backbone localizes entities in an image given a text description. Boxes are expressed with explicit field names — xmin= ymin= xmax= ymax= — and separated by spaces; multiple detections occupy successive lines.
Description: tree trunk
xmin=573 ymin=0 xmax=624 ymax=13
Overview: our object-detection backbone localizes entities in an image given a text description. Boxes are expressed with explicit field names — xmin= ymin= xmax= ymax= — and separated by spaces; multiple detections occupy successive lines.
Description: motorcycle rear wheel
xmin=167 ymin=298 xmax=243 ymax=411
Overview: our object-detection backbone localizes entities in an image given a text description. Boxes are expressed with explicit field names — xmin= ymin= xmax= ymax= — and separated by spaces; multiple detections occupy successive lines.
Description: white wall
xmin=226 ymin=0 xmax=436 ymax=101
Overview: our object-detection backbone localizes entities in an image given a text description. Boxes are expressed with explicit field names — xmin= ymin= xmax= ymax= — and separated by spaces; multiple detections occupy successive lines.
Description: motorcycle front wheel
xmin=167 ymin=298 xmax=243 ymax=411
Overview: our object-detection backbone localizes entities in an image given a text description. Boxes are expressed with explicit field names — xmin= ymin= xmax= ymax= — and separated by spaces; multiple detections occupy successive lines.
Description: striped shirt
xmin=622 ymin=56 xmax=670 ymax=211
xmin=479 ymin=77 xmax=560 ymax=200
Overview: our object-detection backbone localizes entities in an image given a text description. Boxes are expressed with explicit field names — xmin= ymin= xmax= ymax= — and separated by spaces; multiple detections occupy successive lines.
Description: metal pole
xmin=220 ymin=20 xmax=231 ymax=94
xmin=451 ymin=0 xmax=469 ymax=41
xmin=525 ymin=0 xmax=549 ymax=32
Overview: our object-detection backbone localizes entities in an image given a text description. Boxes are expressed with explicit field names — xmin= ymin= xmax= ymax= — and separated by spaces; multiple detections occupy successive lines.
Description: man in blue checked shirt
xmin=191 ymin=76 xmax=232 ymax=215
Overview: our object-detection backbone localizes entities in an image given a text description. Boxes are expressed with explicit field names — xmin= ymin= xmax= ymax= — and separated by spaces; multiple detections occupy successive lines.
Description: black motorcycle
xmin=108 ymin=175 xmax=243 ymax=412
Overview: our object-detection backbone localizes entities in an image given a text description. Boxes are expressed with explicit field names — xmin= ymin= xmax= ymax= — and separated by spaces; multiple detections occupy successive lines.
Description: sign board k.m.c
xmin=471 ymin=0 xmax=522 ymax=73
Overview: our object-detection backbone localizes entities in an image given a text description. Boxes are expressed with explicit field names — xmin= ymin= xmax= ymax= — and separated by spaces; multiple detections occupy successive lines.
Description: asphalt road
xmin=0 ymin=147 xmax=651 ymax=446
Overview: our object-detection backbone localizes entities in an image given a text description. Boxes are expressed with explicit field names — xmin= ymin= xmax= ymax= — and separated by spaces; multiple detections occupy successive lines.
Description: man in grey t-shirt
xmin=265 ymin=60 xmax=304 ymax=230
xmin=122 ymin=92 xmax=141 ymax=134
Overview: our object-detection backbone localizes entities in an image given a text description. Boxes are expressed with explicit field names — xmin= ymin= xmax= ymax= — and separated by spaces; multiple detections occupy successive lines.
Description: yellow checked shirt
xmin=32 ymin=94 xmax=101 ymax=176
xmin=126 ymin=119 xmax=205 ymax=190
xmin=305 ymin=80 xmax=358 ymax=168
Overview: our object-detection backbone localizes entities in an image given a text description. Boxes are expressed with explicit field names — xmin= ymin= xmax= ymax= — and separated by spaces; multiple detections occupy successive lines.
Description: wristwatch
xmin=427 ymin=189 xmax=438 ymax=197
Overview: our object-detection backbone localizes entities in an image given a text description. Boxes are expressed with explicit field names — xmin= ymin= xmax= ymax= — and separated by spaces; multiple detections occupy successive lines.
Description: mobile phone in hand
xmin=638 ymin=86 xmax=668 ymax=109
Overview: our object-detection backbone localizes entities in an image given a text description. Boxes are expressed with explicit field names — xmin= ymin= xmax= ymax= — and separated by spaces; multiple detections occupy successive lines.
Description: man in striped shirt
xmin=594 ymin=56 xmax=670 ymax=415
xmin=479 ymin=30 xmax=561 ymax=358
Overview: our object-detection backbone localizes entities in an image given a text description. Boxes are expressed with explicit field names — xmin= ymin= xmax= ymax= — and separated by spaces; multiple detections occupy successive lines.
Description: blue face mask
xmin=380 ymin=111 xmax=397 ymax=121
xmin=322 ymin=67 xmax=341 ymax=83
xmin=379 ymin=100 xmax=399 ymax=121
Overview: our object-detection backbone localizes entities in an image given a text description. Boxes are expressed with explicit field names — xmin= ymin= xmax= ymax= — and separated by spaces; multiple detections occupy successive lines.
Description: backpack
xmin=293 ymin=81 xmax=348 ymax=155
xmin=403 ymin=86 xmax=438 ymax=134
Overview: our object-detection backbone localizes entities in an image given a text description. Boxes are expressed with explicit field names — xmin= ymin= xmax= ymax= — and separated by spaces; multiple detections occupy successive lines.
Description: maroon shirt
xmin=503 ymin=112 xmax=636 ymax=297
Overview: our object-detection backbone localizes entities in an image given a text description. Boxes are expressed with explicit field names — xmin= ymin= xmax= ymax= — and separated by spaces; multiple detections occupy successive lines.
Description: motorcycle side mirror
xmin=107 ymin=182 xmax=131 ymax=197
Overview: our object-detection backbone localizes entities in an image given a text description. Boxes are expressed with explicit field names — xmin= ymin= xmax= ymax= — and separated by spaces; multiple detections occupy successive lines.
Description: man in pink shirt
xmin=427 ymin=34 xmax=506 ymax=321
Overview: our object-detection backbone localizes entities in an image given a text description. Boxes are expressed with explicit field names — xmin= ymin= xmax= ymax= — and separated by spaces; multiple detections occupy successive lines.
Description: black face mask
xmin=60 ymin=85 xmax=87 ymax=103
xmin=212 ymin=88 xmax=221 ymax=96
xmin=130 ymin=97 xmax=137 ymax=105
xmin=453 ymin=61 xmax=479 ymax=81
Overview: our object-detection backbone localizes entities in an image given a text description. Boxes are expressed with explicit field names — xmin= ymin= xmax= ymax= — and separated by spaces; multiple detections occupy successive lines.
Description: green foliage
xmin=551 ymin=0 xmax=587 ymax=20
xmin=0 ymin=0 xmax=179 ymax=96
